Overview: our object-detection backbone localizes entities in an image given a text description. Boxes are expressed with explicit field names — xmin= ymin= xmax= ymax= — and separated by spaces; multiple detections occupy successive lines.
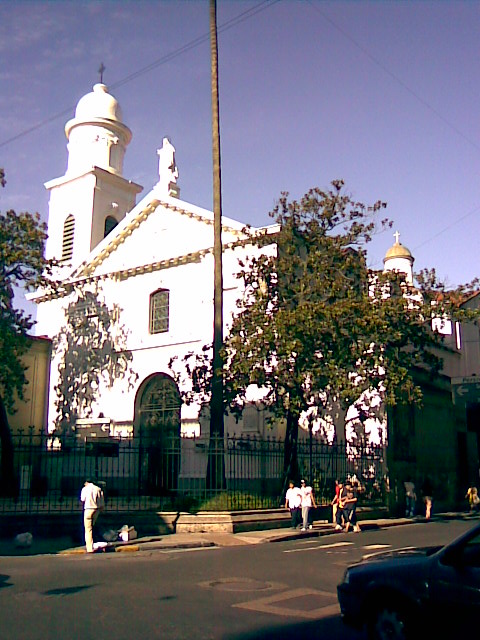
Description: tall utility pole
xmin=208 ymin=0 xmax=225 ymax=487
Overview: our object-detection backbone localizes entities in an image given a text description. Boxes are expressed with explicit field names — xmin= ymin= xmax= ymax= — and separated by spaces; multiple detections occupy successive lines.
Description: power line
xmin=306 ymin=0 xmax=480 ymax=154
xmin=304 ymin=0 xmax=480 ymax=265
xmin=113 ymin=0 xmax=279 ymax=90
xmin=0 ymin=0 xmax=279 ymax=150
xmin=411 ymin=203 xmax=480 ymax=252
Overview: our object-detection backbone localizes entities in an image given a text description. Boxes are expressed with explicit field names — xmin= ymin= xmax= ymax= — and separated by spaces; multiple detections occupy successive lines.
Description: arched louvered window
xmin=104 ymin=215 xmax=118 ymax=238
xmin=149 ymin=289 xmax=169 ymax=334
xmin=61 ymin=215 xmax=75 ymax=261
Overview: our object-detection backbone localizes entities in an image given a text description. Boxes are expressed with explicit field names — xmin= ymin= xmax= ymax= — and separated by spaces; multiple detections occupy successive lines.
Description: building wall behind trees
xmin=7 ymin=336 xmax=51 ymax=436
xmin=387 ymin=374 xmax=471 ymax=513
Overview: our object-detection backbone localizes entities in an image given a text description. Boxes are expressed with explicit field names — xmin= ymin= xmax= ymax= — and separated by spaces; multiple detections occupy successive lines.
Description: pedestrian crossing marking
xmin=233 ymin=587 xmax=340 ymax=620
xmin=284 ymin=541 xmax=353 ymax=553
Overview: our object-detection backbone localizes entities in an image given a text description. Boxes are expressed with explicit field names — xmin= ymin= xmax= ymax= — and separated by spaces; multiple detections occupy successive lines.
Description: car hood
xmin=360 ymin=546 xmax=442 ymax=563
xmin=342 ymin=546 xmax=440 ymax=586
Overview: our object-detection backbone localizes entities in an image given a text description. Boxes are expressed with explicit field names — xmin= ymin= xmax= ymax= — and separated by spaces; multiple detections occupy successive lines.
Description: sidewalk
xmin=2 ymin=512 xmax=477 ymax=557
xmin=53 ymin=514 xmax=449 ymax=555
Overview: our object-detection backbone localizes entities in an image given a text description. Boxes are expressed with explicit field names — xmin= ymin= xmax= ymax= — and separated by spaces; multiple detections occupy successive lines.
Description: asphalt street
xmin=0 ymin=519 xmax=475 ymax=640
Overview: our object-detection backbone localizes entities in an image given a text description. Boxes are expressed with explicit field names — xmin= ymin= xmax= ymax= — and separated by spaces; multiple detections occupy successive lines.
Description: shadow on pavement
xmin=0 ymin=536 xmax=76 ymax=556
xmin=0 ymin=574 xmax=13 ymax=590
xmin=43 ymin=584 xmax=96 ymax=597
xmin=222 ymin=614 xmax=365 ymax=640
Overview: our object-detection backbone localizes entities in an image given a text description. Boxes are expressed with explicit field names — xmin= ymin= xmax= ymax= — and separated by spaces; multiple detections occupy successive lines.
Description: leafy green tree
xmin=0 ymin=169 xmax=53 ymax=493
xmin=174 ymin=181 xmax=479 ymax=484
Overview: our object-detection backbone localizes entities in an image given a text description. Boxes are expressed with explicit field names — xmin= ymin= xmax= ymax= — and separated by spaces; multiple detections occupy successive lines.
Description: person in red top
xmin=331 ymin=479 xmax=341 ymax=524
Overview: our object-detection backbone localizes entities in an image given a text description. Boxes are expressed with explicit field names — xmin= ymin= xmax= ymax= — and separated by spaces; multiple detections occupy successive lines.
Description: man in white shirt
xmin=80 ymin=480 xmax=105 ymax=553
xmin=285 ymin=481 xmax=302 ymax=529
xmin=300 ymin=478 xmax=317 ymax=531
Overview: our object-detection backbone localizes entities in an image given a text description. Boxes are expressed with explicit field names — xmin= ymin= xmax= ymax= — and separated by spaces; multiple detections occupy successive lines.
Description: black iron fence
xmin=0 ymin=430 xmax=387 ymax=514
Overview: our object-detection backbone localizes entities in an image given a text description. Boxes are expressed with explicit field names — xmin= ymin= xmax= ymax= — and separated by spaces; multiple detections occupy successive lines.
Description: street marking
xmin=233 ymin=587 xmax=340 ymax=620
xmin=363 ymin=544 xmax=391 ymax=550
xmin=284 ymin=541 xmax=353 ymax=553
xmin=159 ymin=546 xmax=220 ymax=554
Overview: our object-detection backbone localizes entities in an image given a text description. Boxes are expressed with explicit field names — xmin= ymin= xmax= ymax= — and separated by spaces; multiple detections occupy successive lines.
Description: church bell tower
xmin=44 ymin=81 xmax=142 ymax=270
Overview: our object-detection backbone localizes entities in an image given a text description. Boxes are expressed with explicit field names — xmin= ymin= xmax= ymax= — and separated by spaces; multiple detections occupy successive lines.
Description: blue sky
xmin=1 ymin=0 xmax=479 ymax=301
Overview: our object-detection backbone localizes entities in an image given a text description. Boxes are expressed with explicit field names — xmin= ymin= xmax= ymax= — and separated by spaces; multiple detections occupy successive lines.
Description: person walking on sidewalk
xmin=300 ymin=479 xmax=317 ymax=531
xmin=80 ymin=479 xmax=105 ymax=553
xmin=421 ymin=476 xmax=433 ymax=520
xmin=404 ymin=477 xmax=416 ymax=517
xmin=331 ymin=479 xmax=342 ymax=525
xmin=336 ymin=481 xmax=361 ymax=532
xmin=285 ymin=481 xmax=302 ymax=529
xmin=466 ymin=486 xmax=480 ymax=512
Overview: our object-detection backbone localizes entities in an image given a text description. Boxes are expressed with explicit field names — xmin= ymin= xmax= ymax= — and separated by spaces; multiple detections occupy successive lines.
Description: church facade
xmin=32 ymin=83 xmax=276 ymax=447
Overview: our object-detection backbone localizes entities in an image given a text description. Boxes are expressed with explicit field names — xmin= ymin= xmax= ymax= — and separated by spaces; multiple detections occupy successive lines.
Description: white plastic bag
xmin=14 ymin=532 xmax=33 ymax=548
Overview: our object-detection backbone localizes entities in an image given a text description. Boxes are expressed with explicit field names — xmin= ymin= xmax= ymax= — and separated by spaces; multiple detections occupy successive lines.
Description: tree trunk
xmin=0 ymin=398 xmax=17 ymax=497
xmin=282 ymin=409 xmax=299 ymax=495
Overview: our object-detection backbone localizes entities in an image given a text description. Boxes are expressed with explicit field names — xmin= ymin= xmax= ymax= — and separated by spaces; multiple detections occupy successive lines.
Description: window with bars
xmin=61 ymin=214 xmax=75 ymax=261
xmin=149 ymin=289 xmax=169 ymax=334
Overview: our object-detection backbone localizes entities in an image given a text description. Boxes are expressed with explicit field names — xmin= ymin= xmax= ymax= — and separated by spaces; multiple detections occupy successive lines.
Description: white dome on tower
xmin=64 ymin=83 xmax=132 ymax=177
xmin=74 ymin=83 xmax=123 ymax=123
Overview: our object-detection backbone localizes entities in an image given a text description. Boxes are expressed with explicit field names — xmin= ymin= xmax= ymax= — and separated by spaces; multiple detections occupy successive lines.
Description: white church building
xmin=32 ymin=82 xmax=281 ymax=452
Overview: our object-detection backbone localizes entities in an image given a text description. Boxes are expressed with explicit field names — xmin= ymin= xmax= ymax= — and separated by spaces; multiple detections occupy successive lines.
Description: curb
xmin=255 ymin=518 xmax=417 ymax=544
xmin=114 ymin=540 xmax=217 ymax=552
xmin=59 ymin=540 xmax=218 ymax=555
xmin=115 ymin=545 xmax=140 ymax=553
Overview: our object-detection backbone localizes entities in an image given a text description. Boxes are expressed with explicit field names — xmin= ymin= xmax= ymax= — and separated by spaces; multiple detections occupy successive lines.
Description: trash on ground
xmin=102 ymin=529 xmax=118 ymax=542
xmin=118 ymin=525 xmax=137 ymax=542
xmin=14 ymin=532 xmax=33 ymax=547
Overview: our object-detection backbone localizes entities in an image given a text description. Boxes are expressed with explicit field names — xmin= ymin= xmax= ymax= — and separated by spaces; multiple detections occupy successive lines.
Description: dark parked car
xmin=337 ymin=522 xmax=480 ymax=639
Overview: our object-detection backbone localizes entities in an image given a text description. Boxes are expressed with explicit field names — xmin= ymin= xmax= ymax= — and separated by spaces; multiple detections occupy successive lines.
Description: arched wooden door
xmin=136 ymin=374 xmax=181 ymax=495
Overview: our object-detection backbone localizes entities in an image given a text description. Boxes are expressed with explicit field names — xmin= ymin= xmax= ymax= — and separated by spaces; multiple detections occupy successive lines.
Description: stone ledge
xmin=175 ymin=509 xmax=291 ymax=533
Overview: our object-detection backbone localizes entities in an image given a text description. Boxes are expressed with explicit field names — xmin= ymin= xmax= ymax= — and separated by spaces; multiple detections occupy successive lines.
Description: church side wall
xmin=387 ymin=383 xmax=465 ymax=513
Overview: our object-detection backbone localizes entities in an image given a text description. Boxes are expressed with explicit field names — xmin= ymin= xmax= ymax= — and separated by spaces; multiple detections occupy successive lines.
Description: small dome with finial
xmin=383 ymin=231 xmax=414 ymax=283
xmin=383 ymin=231 xmax=413 ymax=263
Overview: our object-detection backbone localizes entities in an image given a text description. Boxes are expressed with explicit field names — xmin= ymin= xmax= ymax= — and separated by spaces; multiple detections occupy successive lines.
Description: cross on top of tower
xmin=394 ymin=230 xmax=400 ymax=244
xmin=98 ymin=63 xmax=106 ymax=84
